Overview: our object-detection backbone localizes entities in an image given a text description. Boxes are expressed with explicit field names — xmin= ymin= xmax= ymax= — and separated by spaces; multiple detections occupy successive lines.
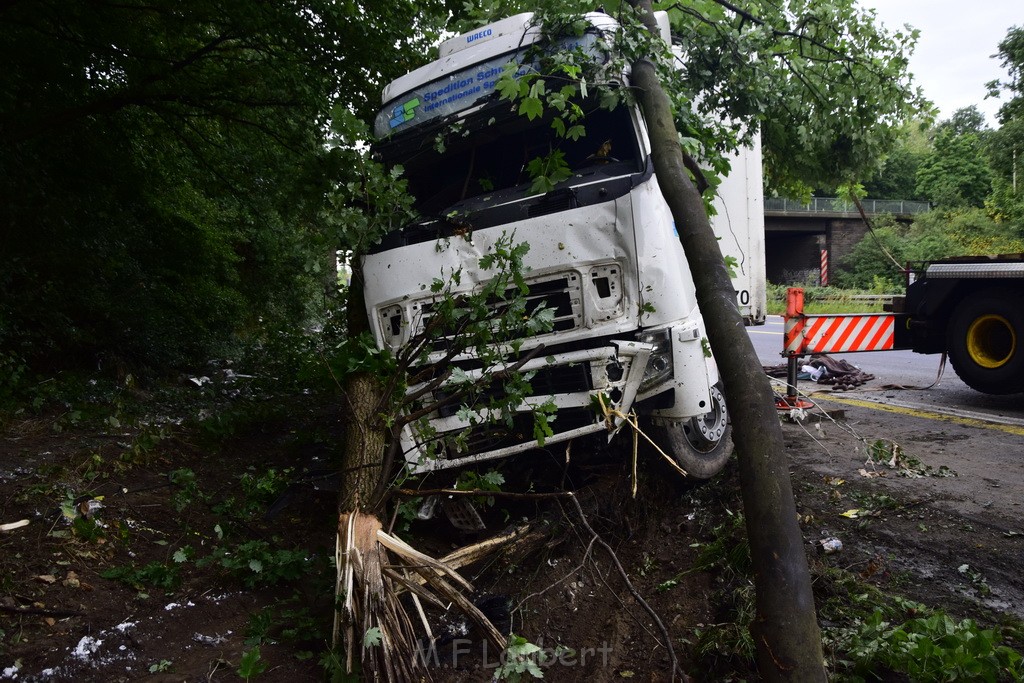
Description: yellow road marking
xmin=810 ymin=393 xmax=1024 ymax=437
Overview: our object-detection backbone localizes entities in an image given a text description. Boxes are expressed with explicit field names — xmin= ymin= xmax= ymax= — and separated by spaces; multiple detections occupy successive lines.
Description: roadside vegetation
xmin=765 ymin=284 xmax=893 ymax=316
xmin=687 ymin=483 xmax=1024 ymax=682
xmin=825 ymin=32 xmax=1024 ymax=290
xmin=4 ymin=2 xmax=1024 ymax=681
xmin=4 ymin=377 xmax=1023 ymax=680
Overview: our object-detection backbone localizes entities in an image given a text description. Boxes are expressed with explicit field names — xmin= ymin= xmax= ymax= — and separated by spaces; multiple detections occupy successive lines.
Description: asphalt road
xmin=747 ymin=316 xmax=1024 ymax=429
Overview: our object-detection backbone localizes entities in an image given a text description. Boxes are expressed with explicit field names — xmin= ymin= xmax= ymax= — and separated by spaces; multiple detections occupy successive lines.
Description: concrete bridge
xmin=764 ymin=197 xmax=931 ymax=284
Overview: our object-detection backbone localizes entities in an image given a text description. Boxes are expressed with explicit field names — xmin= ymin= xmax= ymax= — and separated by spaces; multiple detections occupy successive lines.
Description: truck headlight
xmin=637 ymin=328 xmax=673 ymax=392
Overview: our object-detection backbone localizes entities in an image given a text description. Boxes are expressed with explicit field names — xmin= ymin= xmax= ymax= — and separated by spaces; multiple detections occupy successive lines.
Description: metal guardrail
xmin=764 ymin=197 xmax=931 ymax=215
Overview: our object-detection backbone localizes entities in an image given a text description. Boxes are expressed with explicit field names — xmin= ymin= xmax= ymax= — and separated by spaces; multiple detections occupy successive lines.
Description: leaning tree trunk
xmin=629 ymin=2 xmax=826 ymax=680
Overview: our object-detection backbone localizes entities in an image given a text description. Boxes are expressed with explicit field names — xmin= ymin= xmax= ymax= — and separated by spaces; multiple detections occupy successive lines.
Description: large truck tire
xmin=650 ymin=383 xmax=733 ymax=479
xmin=947 ymin=287 xmax=1024 ymax=395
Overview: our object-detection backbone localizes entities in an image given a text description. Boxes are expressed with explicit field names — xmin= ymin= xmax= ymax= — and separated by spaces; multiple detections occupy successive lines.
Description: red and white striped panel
xmin=784 ymin=315 xmax=806 ymax=356
xmin=801 ymin=314 xmax=895 ymax=354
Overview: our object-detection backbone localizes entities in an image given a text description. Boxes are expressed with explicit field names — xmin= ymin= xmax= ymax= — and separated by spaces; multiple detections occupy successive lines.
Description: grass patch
xmin=766 ymin=284 xmax=893 ymax=316
xmin=686 ymin=509 xmax=1024 ymax=682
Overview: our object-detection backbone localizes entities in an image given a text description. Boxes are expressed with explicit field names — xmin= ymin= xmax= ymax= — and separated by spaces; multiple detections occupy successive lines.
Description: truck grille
xmin=435 ymin=359 xmax=592 ymax=418
xmin=443 ymin=408 xmax=597 ymax=455
xmin=409 ymin=273 xmax=582 ymax=352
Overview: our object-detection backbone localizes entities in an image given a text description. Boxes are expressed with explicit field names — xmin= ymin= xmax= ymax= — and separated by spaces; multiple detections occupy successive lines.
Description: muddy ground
xmin=1 ymin=386 xmax=1022 ymax=682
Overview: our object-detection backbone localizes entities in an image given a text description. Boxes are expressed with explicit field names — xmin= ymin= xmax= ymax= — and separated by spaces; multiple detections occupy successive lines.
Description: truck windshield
xmin=374 ymin=101 xmax=643 ymax=220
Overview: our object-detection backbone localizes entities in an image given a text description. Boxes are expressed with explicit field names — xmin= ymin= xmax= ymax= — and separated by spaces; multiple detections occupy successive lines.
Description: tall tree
xmin=987 ymin=26 xmax=1024 ymax=224
xmin=0 ymin=0 xmax=449 ymax=373
xmin=916 ymin=107 xmax=992 ymax=208
xmin=619 ymin=0 xmax=921 ymax=677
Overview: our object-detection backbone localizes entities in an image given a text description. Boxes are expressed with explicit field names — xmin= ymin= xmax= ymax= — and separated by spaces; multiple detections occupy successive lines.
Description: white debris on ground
xmin=163 ymin=600 xmax=195 ymax=611
xmin=193 ymin=632 xmax=230 ymax=645
xmin=71 ymin=636 xmax=103 ymax=661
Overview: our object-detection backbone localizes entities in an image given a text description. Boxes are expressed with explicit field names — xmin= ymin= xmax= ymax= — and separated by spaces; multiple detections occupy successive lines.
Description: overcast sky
xmin=864 ymin=0 xmax=1018 ymax=126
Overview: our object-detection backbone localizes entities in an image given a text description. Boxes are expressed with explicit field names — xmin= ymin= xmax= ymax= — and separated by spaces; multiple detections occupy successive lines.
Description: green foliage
xmin=148 ymin=660 xmax=173 ymax=674
xmin=493 ymin=634 xmax=546 ymax=682
xmin=834 ymin=601 xmax=1022 ymax=682
xmin=988 ymin=26 xmax=1024 ymax=125
xmin=102 ymin=561 xmax=182 ymax=591
xmin=238 ymin=468 xmax=293 ymax=514
xmin=865 ymin=440 xmax=955 ymax=479
xmin=0 ymin=0 xmax=453 ymax=377
xmin=454 ymin=469 xmax=506 ymax=506
xmin=764 ymin=284 xmax=894 ymax=316
xmin=835 ymin=210 xmax=1024 ymax=290
xmin=863 ymin=141 xmax=926 ymax=201
xmin=237 ymin=646 xmax=268 ymax=680
xmin=198 ymin=541 xmax=314 ymax=589
xmin=400 ymin=233 xmax=558 ymax=463
xmin=244 ymin=599 xmax=325 ymax=649
xmin=685 ymin=504 xmax=1024 ymax=681
xmin=915 ymin=110 xmax=992 ymax=208
xmin=658 ymin=0 xmax=928 ymax=195
xmin=169 ymin=468 xmax=203 ymax=513
xmin=362 ymin=627 xmax=383 ymax=649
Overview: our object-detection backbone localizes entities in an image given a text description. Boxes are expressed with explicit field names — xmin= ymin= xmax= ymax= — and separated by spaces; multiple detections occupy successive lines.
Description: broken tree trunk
xmin=338 ymin=258 xmax=390 ymax=513
xmin=629 ymin=2 xmax=826 ymax=680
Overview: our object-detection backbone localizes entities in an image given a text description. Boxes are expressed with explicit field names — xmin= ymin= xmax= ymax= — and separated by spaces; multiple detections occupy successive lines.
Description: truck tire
xmin=947 ymin=287 xmax=1024 ymax=395
xmin=650 ymin=383 xmax=733 ymax=479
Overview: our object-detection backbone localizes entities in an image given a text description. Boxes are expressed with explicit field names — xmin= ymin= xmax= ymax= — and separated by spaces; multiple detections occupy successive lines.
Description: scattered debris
xmin=193 ymin=632 xmax=229 ymax=646
xmin=764 ymin=354 xmax=876 ymax=390
xmin=865 ymin=440 xmax=956 ymax=478
xmin=71 ymin=636 xmax=103 ymax=661
xmin=819 ymin=538 xmax=843 ymax=554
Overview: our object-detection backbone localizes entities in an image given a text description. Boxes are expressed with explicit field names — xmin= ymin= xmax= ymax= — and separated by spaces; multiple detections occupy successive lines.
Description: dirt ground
xmin=1 ymin=387 xmax=1023 ymax=682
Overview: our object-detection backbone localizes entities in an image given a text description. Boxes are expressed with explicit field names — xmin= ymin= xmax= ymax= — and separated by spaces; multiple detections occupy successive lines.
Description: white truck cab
xmin=364 ymin=11 xmax=766 ymax=477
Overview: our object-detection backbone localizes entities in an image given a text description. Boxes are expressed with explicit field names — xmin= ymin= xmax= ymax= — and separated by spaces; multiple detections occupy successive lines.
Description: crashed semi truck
xmin=363 ymin=11 xmax=766 ymax=478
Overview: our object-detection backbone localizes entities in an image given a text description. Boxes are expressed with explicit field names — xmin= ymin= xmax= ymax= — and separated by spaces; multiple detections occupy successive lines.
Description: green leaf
xmin=519 ymin=97 xmax=544 ymax=121
xmin=237 ymin=647 xmax=267 ymax=679
xmin=363 ymin=626 xmax=383 ymax=648
xmin=481 ymin=471 xmax=505 ymax=487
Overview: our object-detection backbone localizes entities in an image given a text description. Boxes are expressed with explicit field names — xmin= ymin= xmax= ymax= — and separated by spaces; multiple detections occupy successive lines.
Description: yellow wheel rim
xmin=966 ymin=314 xmax=1016 ymax=369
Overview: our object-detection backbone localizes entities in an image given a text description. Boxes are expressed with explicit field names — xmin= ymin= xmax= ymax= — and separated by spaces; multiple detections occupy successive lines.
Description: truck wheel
xmin=947 ymin=288 xmax=1024 ymax=395
xmin=650 ymin=383 xmax=733 ymax=479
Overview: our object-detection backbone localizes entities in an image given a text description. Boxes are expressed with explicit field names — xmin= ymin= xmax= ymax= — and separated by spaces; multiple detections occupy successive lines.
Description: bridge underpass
xmin=764 ymin=197 xmax=930 ymax=284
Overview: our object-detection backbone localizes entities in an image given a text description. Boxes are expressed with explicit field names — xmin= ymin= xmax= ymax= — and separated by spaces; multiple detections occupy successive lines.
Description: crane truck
xmin=900 ymin=256 xmax=1024 ymax=395
xmin=362 ymin=11 xmax=766 ymax=479
xmin=782 ymin=255 xmax=1024 ymax=398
